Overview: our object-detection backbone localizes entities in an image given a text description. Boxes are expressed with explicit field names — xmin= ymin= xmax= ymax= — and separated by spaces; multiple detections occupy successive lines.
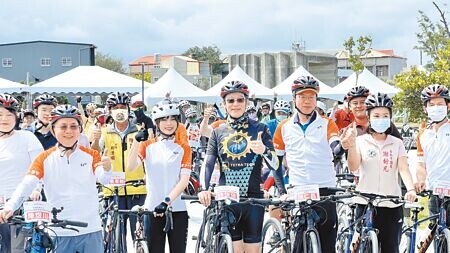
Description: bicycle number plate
xmin=23 ymin=201 xmax=51 ymax=222
xmin=0 ymin=195 xmax=4 ymax=205
xmin=288 ymin=184 xmax=320 ymax=202
xmin=433 ymin=181 xmax=450 ymax=197
xmin=108 ymin=172 xmax=126 ymax=186
xmin=214 ymin=186 xmax=239 ymax=202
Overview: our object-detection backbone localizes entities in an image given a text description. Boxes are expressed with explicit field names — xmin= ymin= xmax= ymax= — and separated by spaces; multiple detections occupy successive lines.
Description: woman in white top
xmin=0 ymin=94 xmax=44 ymax=253
xmin=128 ymin=98 xmax=192 ymax=253
xmin=345 ymin=92 xmax=416 ymax=252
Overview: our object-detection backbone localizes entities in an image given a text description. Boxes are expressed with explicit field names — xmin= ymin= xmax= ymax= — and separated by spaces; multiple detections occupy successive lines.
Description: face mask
xmin=111 ymin=109 xmax=128 ymax=123
xmin=249 ymin=112 xmax=258 ymax=120
xmin=188 ymin=117 xmax=197 ymax=123
xmin=276 ymin=115 xmax=287 ymax=121
xmin=426 ymin=105 xmax=448 ymax=122
xmin=370 ymin=118 xmax=391 ymax=133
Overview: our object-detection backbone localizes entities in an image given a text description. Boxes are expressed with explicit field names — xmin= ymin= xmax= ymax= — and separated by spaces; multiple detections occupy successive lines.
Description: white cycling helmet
xmin=273 ymin=100 xmax=291 ymax=113
xmin=151 ymin=99 xmax=180 ymax=121
xmin=185 ymin=108 xmax=198 ymax=118
xmin=246 ymin=105 xmax=257 ymax=113
xmin=316 ymin=101 xmax=327 ymax=112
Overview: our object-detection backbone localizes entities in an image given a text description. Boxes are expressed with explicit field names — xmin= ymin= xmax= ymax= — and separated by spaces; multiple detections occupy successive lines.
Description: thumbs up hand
xmin=340 ymin=122 xmax=357 ymax=150
xmin=250 ymin=131 xmax=266 ymax=155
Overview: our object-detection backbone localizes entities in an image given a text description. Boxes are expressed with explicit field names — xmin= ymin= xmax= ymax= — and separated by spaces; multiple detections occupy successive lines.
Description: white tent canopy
xmin=0 ymin=77 xmax=29 ymax=93
xmin=30 ymin=66 xmax=151 ymax=95
xmin=333 ymin=68 xmax=400 ymax=96
xmin=141 ymin=68 xmax=215 ymax=105
xmin=272 ymin=66 xmax=344 ymax=100
xmin=206 ymin=66 xmax=274 ymax=102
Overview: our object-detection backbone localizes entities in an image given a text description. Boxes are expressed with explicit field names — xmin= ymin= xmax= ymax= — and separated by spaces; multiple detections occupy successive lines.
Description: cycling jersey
xmin=273 ymin=111 xmax=339 ymax=187
xmin=5 ymin=145 xmax=111 ymax=236
xmin=0 ymin=130 xmax=43 ymax=199
xmin=101 ymin=122 xmax=146 ymax=196
xmin=265 ymin=118 xmax=279 ymax=137
xmin=204 ymin=117 xmax=278 ymax=197
xmin=29 ymin=122 xmax=57 ymax=150
xmin=416 ymin=121 xmax=450 ymax=190
xmin=138 ymin=137 xmax=192 ymax=212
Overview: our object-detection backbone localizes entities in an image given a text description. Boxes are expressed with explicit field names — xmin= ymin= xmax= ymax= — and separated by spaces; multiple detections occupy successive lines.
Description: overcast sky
xmin=0 ymin=0 xmax=445 ymax=67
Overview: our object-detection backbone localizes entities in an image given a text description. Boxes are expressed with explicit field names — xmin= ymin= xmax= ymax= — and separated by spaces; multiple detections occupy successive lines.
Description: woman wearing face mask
xmin=344 ymin=92 xmax=416 ymax=252
xmin=264 ymin=100 xmax=291 ymax=137
xmin=246 ymin=105 xmax=258 ymax=121
xmin=184 ymin=108 xmax=202 ymax=149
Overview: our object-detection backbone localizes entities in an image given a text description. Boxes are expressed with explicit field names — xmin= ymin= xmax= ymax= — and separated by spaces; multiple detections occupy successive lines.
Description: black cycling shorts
xmin=228 ymin=202 xmax=265 ymax=243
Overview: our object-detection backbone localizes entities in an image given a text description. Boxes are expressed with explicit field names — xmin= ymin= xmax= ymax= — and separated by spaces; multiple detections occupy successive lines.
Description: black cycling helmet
xmin=291 ymin=76 xmax=320 ymax=95
xmin=420 ymin=84 xmax=450 ymax=104
xmin=365 ymin=92 xmax=393 ymax=112
xmin=106 ymin=92 xmax=131 ymax=108
xmin=220 ymin=81 xmax=250 ymax=98
xmin=346 ymin=86 xmax=370 ymax=102
xmin=50 ymin=105 xmax=82 ymax=126
xmin=33 ymin=94 xmax=58 ymax=109
xmin=0 ymin=94 xmax=19 ymax=112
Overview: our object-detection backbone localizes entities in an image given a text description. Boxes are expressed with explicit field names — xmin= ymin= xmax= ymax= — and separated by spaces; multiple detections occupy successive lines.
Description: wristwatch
xmin=164 ymin=196 xmax=171 ymax=203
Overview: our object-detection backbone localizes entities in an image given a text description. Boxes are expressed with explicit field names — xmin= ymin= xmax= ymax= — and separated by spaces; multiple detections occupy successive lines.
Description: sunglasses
xmin=226 ymin=98 xmax=246 ymax=104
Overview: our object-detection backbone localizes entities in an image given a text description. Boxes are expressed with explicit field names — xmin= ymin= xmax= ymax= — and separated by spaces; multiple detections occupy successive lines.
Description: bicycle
xmin=349 ymin=191 xmax=405 ymax=253
xmin=185 ymin=146 xmax=207 ymax=196
xmin=99 ymin=179 xmax=145 ymax=253
xmin=400 ymin=190 xmax=450 ymax=253
xmin=117 ymin=205 xmax=172 ymax=253
xmin=182 ymin=195 xmax=274 ymax=253
xmin=8 ymin=206 xmax=87 ymax=253
xmin=261 ymin=188 xmax=352 ymax=253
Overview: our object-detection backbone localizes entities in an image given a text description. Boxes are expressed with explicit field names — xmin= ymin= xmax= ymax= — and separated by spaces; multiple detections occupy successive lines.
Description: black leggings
xmin=146 ymin=211 xmax=189 ymax=253
xmin=355 ymin=204 xmax=403 ymax=253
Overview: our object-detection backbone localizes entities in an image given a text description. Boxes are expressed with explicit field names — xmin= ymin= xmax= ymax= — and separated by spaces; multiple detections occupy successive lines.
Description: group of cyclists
xmin=0 ymin=73 xmax=448 ymax=253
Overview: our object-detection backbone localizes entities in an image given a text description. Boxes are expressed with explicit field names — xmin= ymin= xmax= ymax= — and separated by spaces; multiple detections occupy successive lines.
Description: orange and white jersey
xmin=273 ymin=112 xmax=339 ymax=187
xmin=138 ymin=137 xmax=192 ymax=212
xmin=5 ymin=146 xmax=112 ymax=236
xmin=416 ymin=121 xmax=450 ymax=189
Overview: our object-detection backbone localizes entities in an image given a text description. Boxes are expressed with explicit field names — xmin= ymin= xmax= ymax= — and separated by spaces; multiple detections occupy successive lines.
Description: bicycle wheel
xmin=134 ymin=240 xmax=149 ymax=253
xmin=114 ymin=216 xmax=126 ymax=253
xmin=262 ymin=217 xmax=290 ymax=253
xmin=436 ymin=228 xmax=450 ymax=253
xmin=218 ymin=234 xmax=233 ymax=253
xmin=336 ymin=215 xmax=351 ymax=253
xmin=303 ymin=230 xmax=320 ymax=253
xmin=361 ymin=230 xmax=378 ymax=253
xmin=195 ymin=212 xmax=215 ymax=253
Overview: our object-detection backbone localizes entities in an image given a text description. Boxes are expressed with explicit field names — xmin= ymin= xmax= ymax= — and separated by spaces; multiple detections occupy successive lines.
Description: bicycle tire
xmin=261 ymin=217 xmax=290 ymax=253
xmin=218 ymin=234 xmax=233 ymax=253
xmin=336 ymin=215 xmax=351 ymax=253
xmin=134 ymin=240 xmax=149 ymax=253
xmin=195 ymin=212 xmax=215 ymax=253
xmin=303 ymin=230 xmax=320 ymax=253
xmin=398 ymin=231 xmax=411 ymax=253
xmin=361 ymin=230 xmax=378 ymax=253
xmin=437 ymin=228 xmax=450 ymax=253
xmin=114 ymin=216 xmax=125 ymax=253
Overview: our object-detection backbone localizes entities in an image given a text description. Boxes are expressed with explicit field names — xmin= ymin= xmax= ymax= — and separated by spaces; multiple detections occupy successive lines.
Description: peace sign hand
xmin=249 ymin=131 xmax=266 ymax=155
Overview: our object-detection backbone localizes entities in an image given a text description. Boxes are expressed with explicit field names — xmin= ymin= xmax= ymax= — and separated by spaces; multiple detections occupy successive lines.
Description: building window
xmin=2 ymin=58 xmax=12 ymax=67
xmin=40 ymin=58 xmax=51 ymax=67
xmin=153 ymin=77 xmax=159 ymax=82
xmin=376 ymin=65 xmax=388 ymax=77
xmin=61 ymin=57 xmax=72 ymax=66
xmin=366 ymin=66 xmax=374 ymax=73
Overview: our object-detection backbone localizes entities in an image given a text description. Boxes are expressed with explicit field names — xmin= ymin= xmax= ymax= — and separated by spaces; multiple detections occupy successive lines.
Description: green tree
xmin=343 ymin=35 xmax=372 ymax=85
xmin=393 ymin=2 xmax=450 ymax=123
xmin=183 ymin=45 xmax=223 ymax=75
xmin=132 ymin=72 xmax=152 ymax=83
xmin=95 ymin=52 xmax=126 ymax=74
xmin=415 ymin=2 xmax=450 ymax=61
